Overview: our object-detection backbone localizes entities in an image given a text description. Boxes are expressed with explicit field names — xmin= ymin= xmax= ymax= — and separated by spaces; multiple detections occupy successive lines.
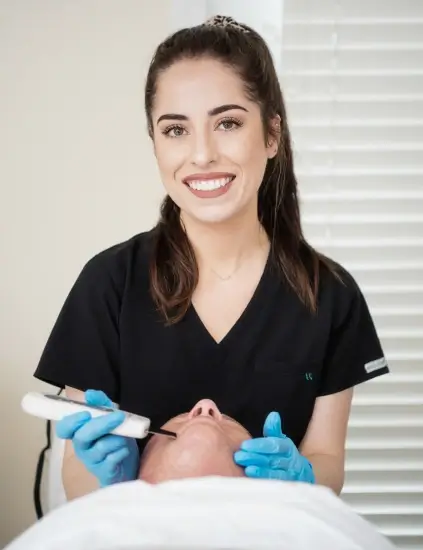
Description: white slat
xmin=282 ymin=2 xmax=423 ymax=548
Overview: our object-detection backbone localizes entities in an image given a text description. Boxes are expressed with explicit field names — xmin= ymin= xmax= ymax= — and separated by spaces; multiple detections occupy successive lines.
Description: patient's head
xmin=139 ymin=399 xmax=251 ymax=483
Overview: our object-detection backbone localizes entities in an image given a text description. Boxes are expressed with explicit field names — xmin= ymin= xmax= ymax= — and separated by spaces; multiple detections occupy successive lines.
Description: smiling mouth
xmin=182 ymin=171 xmax=236 ymax=192
xmin=185 ymin=176 xmax=235 ymax=191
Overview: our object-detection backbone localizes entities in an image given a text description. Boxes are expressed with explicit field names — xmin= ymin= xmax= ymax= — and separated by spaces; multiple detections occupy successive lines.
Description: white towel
xmin=6 ymin=477 xmax=395 ymax=550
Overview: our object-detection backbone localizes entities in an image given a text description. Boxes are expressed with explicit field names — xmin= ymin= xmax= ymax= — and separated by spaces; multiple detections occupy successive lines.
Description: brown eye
xmin=171 ymin=127 xmax=184 ymax=137
xmin=163 ymin=125 xmax=186 ymax=138
xmin=217 ymin=118 xmax=243 ymax=131
xmin=221 ymin=120 xmax=235 ymax=130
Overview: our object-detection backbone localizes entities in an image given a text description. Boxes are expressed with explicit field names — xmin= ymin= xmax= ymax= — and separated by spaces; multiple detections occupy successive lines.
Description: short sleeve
xmin=33 ymin=252 xmax=123 ymax=401
xmin=318 ymin=273 xmax=390 ymax=397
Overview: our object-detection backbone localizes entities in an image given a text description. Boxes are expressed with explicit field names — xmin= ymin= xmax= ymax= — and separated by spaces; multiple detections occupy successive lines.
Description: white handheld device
xmin=21 ymin=392 xmax=176 ymax=439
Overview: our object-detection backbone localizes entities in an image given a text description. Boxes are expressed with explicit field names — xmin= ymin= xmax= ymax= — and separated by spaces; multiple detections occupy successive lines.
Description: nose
xmin=191 ymin=132 xmax=217 ymax=168
xmin=188 ymin=399 xmax=223 ymax=421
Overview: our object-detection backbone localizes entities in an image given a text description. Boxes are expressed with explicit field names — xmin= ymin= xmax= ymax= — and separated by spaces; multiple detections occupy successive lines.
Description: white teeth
xmin=187 ymin=177 xmax=233 ymax=191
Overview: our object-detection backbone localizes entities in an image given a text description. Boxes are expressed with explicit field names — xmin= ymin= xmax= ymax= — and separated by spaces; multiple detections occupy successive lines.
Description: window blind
xmin=281 ymin=1 xmax=423 ymax=548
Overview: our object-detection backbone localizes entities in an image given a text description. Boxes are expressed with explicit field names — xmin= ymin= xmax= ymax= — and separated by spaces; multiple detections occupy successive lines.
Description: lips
xmin=183 ymin=172 xmax=236 ymax=192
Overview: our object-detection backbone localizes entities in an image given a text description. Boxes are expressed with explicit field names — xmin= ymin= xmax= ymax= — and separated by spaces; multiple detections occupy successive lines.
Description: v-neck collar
xmin=182 ymin=254 xmax=280 ymax=364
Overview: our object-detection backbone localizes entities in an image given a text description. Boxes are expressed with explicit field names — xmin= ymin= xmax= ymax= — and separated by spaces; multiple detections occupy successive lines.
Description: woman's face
xmin=151 ymin=57 xmax=277 ymax=226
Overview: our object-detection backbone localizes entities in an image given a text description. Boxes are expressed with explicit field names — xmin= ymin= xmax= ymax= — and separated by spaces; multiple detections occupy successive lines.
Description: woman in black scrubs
xmin=34 ymin=15 xmax=389 ymax=500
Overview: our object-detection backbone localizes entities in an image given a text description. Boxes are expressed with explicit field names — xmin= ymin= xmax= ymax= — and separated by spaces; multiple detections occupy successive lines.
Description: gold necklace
xmin=210 ymin=261 xmax=242 ymax=281
xmin=207 ymin=230 xmax=269 ymax=282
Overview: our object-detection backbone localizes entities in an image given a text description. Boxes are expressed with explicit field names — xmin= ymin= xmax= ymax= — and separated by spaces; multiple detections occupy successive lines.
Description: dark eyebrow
xmin=209 ymin=104 xmax=248 ymax=116
xmin=156 ymin=104 xmax=248 ymax=125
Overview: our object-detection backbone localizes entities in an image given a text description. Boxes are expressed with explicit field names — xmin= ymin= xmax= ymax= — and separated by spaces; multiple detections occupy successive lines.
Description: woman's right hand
xmin=56 ymin=389 xmax=139 ymax=488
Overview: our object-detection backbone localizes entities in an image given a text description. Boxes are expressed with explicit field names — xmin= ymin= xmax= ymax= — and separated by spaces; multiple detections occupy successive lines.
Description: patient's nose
xmin=189 ymin=399 xmax=223 ymax=421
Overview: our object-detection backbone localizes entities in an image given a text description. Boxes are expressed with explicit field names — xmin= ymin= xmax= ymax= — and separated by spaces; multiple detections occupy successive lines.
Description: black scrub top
xmin=34 ymin=230 xmax=389 ymax=453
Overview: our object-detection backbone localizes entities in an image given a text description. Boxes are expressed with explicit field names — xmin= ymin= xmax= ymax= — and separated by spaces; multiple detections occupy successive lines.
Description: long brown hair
xmin=144 ymin=16 xmax=339 ymax=324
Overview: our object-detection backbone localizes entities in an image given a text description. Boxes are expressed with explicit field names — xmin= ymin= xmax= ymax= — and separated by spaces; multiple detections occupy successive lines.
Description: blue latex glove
xmin=56 ymin=389 xmax=139 ymax=487
xmin=234 ymin=411 xmax=315 ymax=483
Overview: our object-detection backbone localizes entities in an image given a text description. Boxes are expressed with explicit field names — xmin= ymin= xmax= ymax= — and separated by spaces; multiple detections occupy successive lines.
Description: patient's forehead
xmin=140 ymin=410 xmax=252 ymax=473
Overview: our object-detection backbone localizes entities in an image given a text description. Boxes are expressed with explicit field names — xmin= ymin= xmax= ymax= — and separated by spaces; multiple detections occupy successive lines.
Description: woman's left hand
xmin=234 ymin=411 xmax=315 ymax=483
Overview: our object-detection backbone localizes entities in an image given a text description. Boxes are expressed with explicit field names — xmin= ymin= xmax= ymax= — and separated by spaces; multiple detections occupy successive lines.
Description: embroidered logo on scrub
xmin=305 ymin=373 xmax=313 ymax=381
xmin=364 ymin=357 xmax=388 ymax=374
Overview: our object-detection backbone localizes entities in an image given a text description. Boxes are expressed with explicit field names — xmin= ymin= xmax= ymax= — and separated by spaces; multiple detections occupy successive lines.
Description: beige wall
xmin=0 ymin=1 xmax=172 ymax=545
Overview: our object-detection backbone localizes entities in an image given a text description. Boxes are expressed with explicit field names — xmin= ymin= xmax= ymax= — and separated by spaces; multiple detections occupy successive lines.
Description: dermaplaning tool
xmin=21 ymin=392 xmax=177 ymax=439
